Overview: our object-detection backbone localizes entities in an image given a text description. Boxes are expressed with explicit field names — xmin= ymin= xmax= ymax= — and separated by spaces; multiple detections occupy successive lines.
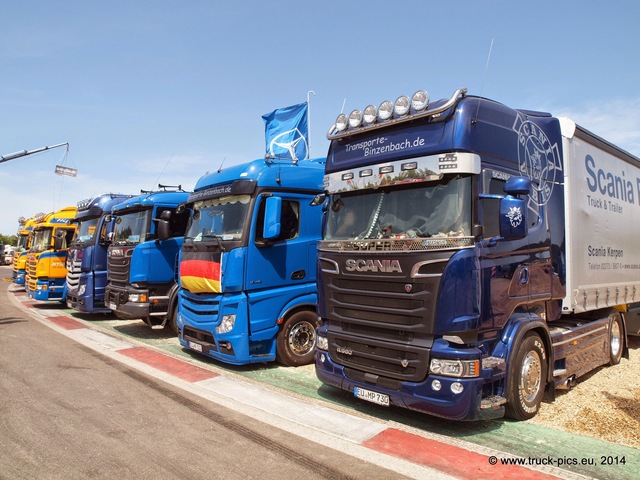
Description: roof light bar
xmin=327 ymin=88 xmax=467 ymax=140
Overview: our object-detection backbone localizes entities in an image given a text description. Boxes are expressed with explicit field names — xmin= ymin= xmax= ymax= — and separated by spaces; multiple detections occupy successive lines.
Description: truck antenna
xmin=217 ymin=156 xmax=226 ymax=173
xmin=473 ymin=38 xmax=494 ymax=125
xmin=149 ymin=154 xmax=173 ymax=192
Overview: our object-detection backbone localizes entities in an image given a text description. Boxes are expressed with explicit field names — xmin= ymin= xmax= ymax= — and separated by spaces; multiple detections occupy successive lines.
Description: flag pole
xmin=307 ymin=90 xmax=315 ymax=159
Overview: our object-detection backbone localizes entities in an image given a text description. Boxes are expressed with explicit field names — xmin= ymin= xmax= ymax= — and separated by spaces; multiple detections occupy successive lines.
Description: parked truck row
xmin=10 ymin=87 xmax=640 ymax=421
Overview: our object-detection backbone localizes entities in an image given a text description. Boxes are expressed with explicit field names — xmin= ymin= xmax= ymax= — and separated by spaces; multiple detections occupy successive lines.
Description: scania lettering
xmin=344 ymin=259 xmax=402 ymax=273
xmin=177 ymin=157 xmax=324 ymax=366
xmin=65 ymin=194 xmax=133 ymax=313
xmin=315 ymin=88 xmax=640 ymax=421
xmin=104 ymin=186 xmax=189 ymax=331
xmin=25 ymin=207 xmax=78 ymax=302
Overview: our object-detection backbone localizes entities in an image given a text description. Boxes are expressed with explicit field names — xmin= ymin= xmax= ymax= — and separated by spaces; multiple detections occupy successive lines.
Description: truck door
xmin=246 ymin=194 xmax=310 ymax=332
xmin=479 ymin=169 xmax=551 ymax=330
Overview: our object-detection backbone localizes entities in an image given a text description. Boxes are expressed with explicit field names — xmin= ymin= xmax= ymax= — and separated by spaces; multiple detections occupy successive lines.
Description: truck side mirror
xmin=504 ymin=176 xmax=531 ymax=196
xmin=53 ymin=230 xmax=65 ymax=250
xmin=156 ymin=210 xmax=173 ymax=241
xmin=157 ymin=220 xmax=171 ymax=241
xmin=263 ymin=196 xmax=282 ymax=240
xmin=499 ymin=196 xmax=528 ymax=240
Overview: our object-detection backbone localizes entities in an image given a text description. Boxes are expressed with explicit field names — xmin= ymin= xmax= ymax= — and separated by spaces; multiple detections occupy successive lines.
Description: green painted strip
xmin=67 ymin=311 xmax=640 ymax=480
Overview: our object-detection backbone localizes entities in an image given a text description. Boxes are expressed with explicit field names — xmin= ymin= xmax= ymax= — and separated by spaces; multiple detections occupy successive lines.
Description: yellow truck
xmin=26 ymin=206 xmax=77 ymax=302
xmin=12 ymin=215 xmax=37 ymax=285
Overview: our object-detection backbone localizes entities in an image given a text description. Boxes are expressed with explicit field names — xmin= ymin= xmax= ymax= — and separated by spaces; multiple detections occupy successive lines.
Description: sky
xmin=2 ymin=0 xmax=640 ymax=235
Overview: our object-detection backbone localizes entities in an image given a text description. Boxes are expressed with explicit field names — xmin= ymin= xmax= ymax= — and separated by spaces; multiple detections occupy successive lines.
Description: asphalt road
xmin=2 ymin=265 xmax=639 ymax=480
xmin=0 ymin=269 xmax=411 ymax=480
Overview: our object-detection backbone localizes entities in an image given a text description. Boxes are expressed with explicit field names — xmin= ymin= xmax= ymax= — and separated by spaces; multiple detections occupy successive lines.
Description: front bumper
xmin=315 ymin=349 xmax=504 ymax=421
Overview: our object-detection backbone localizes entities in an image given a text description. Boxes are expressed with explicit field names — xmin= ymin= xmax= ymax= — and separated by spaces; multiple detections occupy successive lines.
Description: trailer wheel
xmin=608 ymin=311 xmax=623 ymax=365
xmin=276 ymin=311 xmax=318 ymax=367
xmin=505 ymin=332 xmax=547 ymax=421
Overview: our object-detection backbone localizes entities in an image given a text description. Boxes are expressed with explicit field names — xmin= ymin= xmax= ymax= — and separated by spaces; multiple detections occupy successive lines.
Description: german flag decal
xmin=180 ymin=251 xmax=222 ymax=293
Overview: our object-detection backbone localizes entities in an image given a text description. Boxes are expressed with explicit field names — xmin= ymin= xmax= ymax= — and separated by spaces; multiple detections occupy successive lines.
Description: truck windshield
xmin=30 ymin=229 xmax=52 ymax=253
xmin=112 ymin=210 xmax=150 ymax=245
xmin=186 ymin=195 xmax=250 ymax=242
xmin=325 ymin=176 xmax=471 ymax=240
xmin=16 ymin=234 xmax=29 ymax=251
xmin=72 ymin=218 xmax=99 ymax=245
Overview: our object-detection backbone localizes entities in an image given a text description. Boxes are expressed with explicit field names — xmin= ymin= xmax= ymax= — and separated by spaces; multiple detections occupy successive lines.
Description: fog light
xmin=451 ymin=382 xmax=464 ymax=395
xmin=431 ymin=379 xmax=442 ymax=391
xmin=320 ymin=353 xmax=326 ymax=363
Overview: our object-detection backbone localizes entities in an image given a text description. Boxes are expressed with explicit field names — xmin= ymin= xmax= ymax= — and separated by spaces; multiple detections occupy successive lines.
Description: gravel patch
xmin=531 ymin=336 xmax=640 ymax=449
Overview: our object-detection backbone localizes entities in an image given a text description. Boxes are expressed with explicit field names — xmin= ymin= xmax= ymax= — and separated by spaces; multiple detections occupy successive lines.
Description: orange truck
xmin=12 ymin=215 xmax=37 ymax=284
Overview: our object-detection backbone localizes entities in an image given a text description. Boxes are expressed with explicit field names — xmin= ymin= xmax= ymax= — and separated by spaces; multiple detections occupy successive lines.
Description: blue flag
xmin=262 ymin=102 xmax=309 ymax=160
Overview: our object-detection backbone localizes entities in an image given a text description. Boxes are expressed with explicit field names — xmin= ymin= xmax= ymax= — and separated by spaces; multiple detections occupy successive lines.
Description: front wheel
xmin=276 ymin=311 xmax=318 ymax=367
xmin=505 ymin=332 xmax=548 ymax=420
xmin=166 ymin=304 xmax=178 ymax=334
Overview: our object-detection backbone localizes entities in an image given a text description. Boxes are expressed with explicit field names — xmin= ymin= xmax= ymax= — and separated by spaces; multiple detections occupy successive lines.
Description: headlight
xmin=429 ymin=358 xmax=480 ymax=378
xmin=363 ymin=105 xmax=377 ymax=125
xmin=394 ymin=95 xmax=411 ymax=116
xmin=411 ymin=90 xmax=429 ymax=111
xmin=317 ymin=335 xmax=328 ymax=351
xmin=216 ymin=314 xmax=236 ymax=334
xmin=378 ymin=100 xmax=394 ymax=121
xmin=335 ymin=113 xmax=348 ymax=132
xmin=129 ymin=293 xmax=148 ymax=303
xmin=78 ymin=285 xmax=86 ymax=296
xmin=348 ymin=109 xmax=363 ymax=128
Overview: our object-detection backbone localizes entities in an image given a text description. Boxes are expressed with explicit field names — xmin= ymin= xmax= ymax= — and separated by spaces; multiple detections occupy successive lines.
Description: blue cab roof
xmin=112 ymin=190 xmax=190 ymax=212
xmin=75 ymin=193 xmax=135 ymax=220
xmin=191 ymin=157 xmax=325 ymax=201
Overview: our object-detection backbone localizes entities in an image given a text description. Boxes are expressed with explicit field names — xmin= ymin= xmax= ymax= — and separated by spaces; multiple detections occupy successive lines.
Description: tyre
xmin=505 ymin=332 xmax=547 ymax=420
xmin=608 ymin=311 xmax=624 ymax=365
xmin=275 ymin=310 xmax=318 ymax=367
xmin=166 ymin=304 xmax=178 ymax=334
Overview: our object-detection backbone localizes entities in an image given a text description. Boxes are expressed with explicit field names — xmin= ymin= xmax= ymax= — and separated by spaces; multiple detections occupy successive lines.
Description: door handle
xmin=291 ymin=270 xmax=306 ymax=280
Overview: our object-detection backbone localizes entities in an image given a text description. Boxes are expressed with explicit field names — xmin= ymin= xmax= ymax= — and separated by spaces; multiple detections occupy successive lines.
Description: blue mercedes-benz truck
xmin=65 ymin=194 xmax=133 ymax=313
xmin=177 ymin=157 xmax=325 ymax=366
xmin=105 ymin=186 xmax=190 ymax=331
xmin=315 ymin=88 xmax=639 ymax=420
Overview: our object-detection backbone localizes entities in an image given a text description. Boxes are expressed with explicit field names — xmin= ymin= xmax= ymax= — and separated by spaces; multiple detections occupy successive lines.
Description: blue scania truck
xmin=177 ymin=157 xmax=325 ymax=366
xmin=65 ymin=194 xmax=133 ymax=313
xmin=104 ymin=186 xmax=190 ymax=331
xmin=315 ymin=88 xmax=640 ymax=420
